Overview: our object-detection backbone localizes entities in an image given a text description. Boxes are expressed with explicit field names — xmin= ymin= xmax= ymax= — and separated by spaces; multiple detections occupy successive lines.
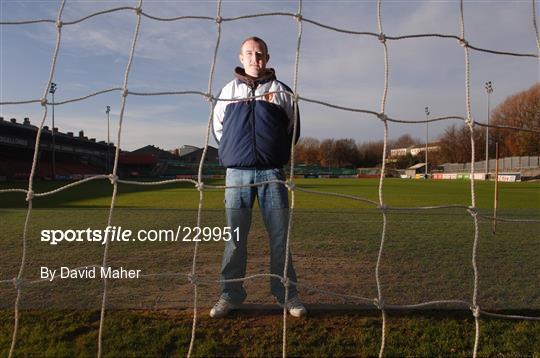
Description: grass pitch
xmin=0 ymin=178 xmax=539 ymax=356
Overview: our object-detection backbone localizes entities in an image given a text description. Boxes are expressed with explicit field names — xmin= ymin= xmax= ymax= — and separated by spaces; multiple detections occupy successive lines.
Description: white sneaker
xmin=279 ymin=296 xmax=307 ymax=317
xmin=209 ymin=298 xmax=238 ymax=318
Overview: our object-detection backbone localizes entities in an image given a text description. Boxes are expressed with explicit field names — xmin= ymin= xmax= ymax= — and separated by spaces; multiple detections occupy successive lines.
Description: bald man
xmin=211 ymin=36 xmax=305 ymax=318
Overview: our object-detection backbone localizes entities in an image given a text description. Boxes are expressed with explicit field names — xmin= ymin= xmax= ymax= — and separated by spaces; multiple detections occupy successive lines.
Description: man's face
xmin=239 ymin=39 xmax=269 ymax=77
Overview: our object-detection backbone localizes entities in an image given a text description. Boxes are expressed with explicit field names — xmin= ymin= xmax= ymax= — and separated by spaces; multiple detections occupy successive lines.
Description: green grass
xmin=0 ymin=178 xmax=539 ymax=356
xmin=1 ymin=310 xmax=539 ymax=357
xmin=1 ymin=178 xmax=539 ymax=210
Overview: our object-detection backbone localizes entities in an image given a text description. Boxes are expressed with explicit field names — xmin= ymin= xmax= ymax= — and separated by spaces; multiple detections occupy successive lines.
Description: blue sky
xmin=1 ymin=0 xmax=538 ymax=151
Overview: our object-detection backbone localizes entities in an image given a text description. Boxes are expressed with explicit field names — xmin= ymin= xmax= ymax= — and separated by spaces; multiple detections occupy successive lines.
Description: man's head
xmin=239 ymin=36 xmax=270 ymax=78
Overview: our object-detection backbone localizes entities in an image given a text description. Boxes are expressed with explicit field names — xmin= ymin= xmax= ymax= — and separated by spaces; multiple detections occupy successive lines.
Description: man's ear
xmin=239 ymin=53 xmax=243 ymax=64
xmin=266 ymin=53 xmax=270 ymax=62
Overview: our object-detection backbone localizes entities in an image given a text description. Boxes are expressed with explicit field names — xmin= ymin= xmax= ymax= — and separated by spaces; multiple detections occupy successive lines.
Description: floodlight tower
xmin=424 ymin=106 xmax=430 ymax=178
xmin=106 ymin=105 xmax=111 ymax=173
xmin=49 ymin=82 xmax=57 ymax=180
xmin=484 ymin=81 xmax=493 ymax=176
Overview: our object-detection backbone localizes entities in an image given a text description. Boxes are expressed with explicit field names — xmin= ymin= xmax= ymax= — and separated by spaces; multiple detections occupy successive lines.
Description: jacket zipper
xmin=250 ymin=86 xmax=258 ymax=163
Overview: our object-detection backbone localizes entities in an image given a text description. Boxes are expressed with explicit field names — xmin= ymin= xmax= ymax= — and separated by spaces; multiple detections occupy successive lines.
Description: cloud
xmin=2 ymin=1 xmax=538 ymax=151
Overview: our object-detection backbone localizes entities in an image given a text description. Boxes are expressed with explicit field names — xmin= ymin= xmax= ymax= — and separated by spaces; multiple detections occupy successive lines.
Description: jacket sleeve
xmin=282 ymin=88 xmax=300 ymax=145
xmin=274 ymin=80 xmax=300 ymax=145
xmin=212 ymin=88 xmax=226 ymax=144
xmin=290 ymin=101 xmax=300 ymax=145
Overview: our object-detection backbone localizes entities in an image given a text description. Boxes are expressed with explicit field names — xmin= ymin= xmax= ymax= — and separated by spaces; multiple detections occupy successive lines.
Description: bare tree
xmin=318 ymin=139 xmax=336 ymax=167
xmin=390 ymin=134 xmax=421 ymax=149
xmin=436 ymin=84 xmax=539 ymax=163
xmin=436 ymin=124 xmax=485 ymax=164
xmin=334 ymin=138 xmax=359 ymax=167
xmin=357 ymin=140 xmax=385 ymax=167
xmin=491 ymin=83 xmax=540 ymax=156
xmin=294 ymin=137 xmax=320 ymax=165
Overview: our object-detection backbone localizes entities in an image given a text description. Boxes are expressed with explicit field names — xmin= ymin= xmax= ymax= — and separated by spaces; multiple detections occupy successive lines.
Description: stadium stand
xmin=0 ymin=116 xmax=112 ymax=180
xmin=0 ymin=116 xmax=227 ymax=181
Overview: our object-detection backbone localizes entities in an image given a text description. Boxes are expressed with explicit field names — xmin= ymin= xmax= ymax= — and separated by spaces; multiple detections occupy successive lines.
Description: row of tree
xmin=294 ymin=83 xmax=539 ymax=168
xmin=435 ymin=83 xmax=539 ymax=163
xmin=293 ymin=134 xmax=421 ymax=168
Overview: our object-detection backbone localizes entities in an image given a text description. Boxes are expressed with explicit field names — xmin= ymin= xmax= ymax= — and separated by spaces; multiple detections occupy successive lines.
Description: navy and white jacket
xmin=212 ymin=67 xmax=300 ymax=168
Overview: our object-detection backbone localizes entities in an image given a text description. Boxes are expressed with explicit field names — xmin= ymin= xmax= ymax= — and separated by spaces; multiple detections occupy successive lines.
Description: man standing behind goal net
xmin=210 ymin=36 xmax=306 ymax=318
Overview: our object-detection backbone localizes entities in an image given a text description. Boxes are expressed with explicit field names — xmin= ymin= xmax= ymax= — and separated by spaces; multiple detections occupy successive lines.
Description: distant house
xmin=130 ymin=145 xmax=176 ymax=160
xmin=130 ymin=144 xmax=219 ymax=163
xmin=405 ymin=163 xmax=428 ymax=178
xmin=410 ymin=145 xmax=440 ymax=156
xmin=390 ymin=147 xmax=408 ymax=157
xmin=122 ymin=144 xmax=222 ymax=177
xmin=177 ymin=145 xmax=219 ymax=163
xmin=390 ymin=144 xmax=440 ymax=158
xmin=178 ymin=145 xmax=199 ymax=157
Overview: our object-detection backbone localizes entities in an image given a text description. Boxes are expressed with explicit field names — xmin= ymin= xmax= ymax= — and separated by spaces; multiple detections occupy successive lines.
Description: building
xmin=129 ymin=144 xmax=219 ymax=163
xmin=0 ymin=116 xmax=114 ymax=180
xmin=124 ymin=144 xmax=222 ymax=178
xmin=130 ymin=144 xmax=176 ymax=160
xmin=390 ymin=144 xmax=440 ymax=158
xmin=178 ymin=145 xmax=219 ymax=163
xmin=405 ymin=163 xmax=428 ymax=179
xmin=0 ymin=116 xmax=224 ymax=180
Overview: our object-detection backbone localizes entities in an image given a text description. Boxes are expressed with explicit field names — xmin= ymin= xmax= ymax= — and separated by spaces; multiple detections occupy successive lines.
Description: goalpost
xmin=1 ymin=1 xmax=539 ymax=357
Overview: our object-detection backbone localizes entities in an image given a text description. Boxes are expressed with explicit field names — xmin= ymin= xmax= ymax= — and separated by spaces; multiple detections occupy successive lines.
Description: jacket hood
xmin=234 ymin=67 xmax=276 ymax=87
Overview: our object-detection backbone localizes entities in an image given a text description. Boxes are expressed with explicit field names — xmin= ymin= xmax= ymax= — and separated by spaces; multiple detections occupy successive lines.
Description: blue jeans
xmin=220 ymin=168 xmax=298 ymax=304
